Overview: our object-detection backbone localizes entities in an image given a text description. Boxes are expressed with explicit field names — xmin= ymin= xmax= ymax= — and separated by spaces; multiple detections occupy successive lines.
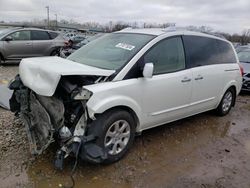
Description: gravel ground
xmin=0 ymin=65 xmax=250 ymax=188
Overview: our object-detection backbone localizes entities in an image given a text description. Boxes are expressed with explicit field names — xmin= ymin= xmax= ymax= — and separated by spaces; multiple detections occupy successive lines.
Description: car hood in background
xmin=240 ymin=62 xmax=250 ymax=73
xmin=19 ymin=56 xmax=115 ymax=96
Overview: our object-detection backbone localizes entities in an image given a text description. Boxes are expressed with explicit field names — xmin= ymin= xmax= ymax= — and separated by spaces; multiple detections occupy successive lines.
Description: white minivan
xmin=9 ymin=28 xmax=242 ymax=168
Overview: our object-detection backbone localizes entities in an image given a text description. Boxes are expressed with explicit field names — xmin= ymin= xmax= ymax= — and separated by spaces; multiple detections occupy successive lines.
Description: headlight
xmin=73 ymin=89 xmax=92 ymax=100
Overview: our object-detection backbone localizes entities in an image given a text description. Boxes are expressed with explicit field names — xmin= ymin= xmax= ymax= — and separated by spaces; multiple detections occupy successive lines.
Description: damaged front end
xmin=9 ymin=75 xmax=107 ymax=170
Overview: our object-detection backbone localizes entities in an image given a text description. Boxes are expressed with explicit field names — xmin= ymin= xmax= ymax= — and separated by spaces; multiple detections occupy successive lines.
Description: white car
xmin=9 ymin=28 xmax=242 ymax=169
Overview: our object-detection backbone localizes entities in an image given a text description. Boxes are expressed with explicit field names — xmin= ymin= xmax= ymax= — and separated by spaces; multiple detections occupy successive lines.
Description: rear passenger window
xmin=183 ymin=36 xmax=236 ymax=68
xmin=49 ymin=32 xmax=58 ymax=39
xmin=144 ymin=37 xmax=185 ymax=75
xmin=31 ymin=31 xmax=50 ymax=40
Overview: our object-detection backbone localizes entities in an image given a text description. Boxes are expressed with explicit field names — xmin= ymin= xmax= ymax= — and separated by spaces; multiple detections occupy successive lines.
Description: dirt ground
xmin=0 ymin=65 xmax=250 ymax=188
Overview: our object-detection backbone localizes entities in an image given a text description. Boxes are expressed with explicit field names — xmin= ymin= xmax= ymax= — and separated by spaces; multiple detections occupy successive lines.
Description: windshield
xmin=0 ymin=28 xmax=13 ymax=38
xmin=238 ymin=51 xmax=250 ymax=63
xmin=68 ymin=33 xmax=155 ymax=70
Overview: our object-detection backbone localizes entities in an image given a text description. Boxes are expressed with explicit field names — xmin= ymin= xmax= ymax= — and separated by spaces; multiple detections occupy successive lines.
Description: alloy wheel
xmin=104 ymin=120 xmax=131 ymax=155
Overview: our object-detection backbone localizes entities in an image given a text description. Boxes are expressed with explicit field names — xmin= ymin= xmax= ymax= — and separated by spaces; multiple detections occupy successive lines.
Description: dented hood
xmin=19 ymin=56 xmax=115 ymax=96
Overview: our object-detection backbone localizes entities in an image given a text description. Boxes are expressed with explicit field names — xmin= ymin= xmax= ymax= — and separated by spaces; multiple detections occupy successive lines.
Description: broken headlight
xmin=72 ymin=89 xmax=92 ymax=100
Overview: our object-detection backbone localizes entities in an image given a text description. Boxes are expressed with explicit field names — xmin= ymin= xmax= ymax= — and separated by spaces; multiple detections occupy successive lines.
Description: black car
xmin=238 ymin=50 xmax=250 ymax=91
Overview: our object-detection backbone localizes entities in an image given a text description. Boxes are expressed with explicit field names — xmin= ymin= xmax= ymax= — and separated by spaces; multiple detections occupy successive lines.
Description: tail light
xmin=239 ymin=64 xmax=244 ymax=76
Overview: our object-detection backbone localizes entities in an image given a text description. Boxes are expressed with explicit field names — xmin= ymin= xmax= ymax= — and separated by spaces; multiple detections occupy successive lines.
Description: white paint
xmin=19 ymin=56 xmax=115 ymax=96
xmin=19 ymin=29 xmax=242 ymax=133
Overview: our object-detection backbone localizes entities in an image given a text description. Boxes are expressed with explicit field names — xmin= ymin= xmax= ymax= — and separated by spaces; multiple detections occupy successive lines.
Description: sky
xmin=0 ymin=0 xmax=249 ymax=34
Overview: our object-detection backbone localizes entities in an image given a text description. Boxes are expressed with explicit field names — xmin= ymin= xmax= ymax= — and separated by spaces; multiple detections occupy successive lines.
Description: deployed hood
xmin=19 ymin=56 xmax=115 ymax=96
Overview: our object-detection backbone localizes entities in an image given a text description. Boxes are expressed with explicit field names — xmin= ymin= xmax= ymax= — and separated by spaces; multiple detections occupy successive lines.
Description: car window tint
xmin=144 ymin=37 xmax=185 ymax=75
xmin=183 ymin=36 xmax=236 ymax=68
xmin=9 ymin=31 xmax=31 ymax=40
xmin=31 ymin=31 xmax=50 ymax=40
xmin=49 ymin=32 xmax=58 ymax=39
xmin=217 ymin=40 xmax=237 ymax=64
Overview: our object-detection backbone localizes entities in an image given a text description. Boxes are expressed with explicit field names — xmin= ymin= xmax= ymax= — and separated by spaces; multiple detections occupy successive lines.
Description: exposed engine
xmin=9 ymin=74 xmax=108 ymax=169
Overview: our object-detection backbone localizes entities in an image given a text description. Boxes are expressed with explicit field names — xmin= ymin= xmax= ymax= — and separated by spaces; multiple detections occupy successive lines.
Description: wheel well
xmin=50 ymin=47 xmax=60 ymax=55
xmin=228 ymin=85 xmax=237 ymax=107
xmin=98 ymin=106 xmax=140 ymax=130
xmin=0 ymin=52 xmax=4 ymax=61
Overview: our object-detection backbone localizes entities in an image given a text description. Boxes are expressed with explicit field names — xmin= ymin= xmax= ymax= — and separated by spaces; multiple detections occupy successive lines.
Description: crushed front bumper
xmin=9 ymin=76 xmax=107 ymax=169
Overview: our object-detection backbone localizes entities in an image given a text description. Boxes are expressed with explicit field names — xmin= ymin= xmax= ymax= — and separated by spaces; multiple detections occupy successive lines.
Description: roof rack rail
xmin=161 ymin=26 xmax=226 ymax=39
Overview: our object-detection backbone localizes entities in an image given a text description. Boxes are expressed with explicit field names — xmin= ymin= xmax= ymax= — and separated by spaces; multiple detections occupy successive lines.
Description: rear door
xmin=31 ymin=30 xmax=52 ymax=56
xmin=183 ymin=35 xmax=228 ymax=112
xmin=3 ymin=30 xmax=33 ymax=60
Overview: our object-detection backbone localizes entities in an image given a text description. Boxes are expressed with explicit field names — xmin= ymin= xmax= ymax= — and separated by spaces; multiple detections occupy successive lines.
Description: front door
xmin=3 ymin=30 xmax=33 ymax=60
xmin=141 ymin=36 xmax=193 ymax=129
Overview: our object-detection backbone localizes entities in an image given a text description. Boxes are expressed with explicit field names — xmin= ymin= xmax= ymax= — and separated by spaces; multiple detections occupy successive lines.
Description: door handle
xmin=25 ymin=43 xmax=32 ymax=45
xmin=195 ymin=75 xmax=203 ymax=80
xmin=181 ymin=77 xmax=191 ymax=83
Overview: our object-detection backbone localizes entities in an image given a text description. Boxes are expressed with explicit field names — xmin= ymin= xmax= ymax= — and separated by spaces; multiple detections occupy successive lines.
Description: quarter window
xmin=31 ymin=31 xmax=50 ymax=40
xmin=9 ymin=31 xmax=31 ymax=40
xmin=144 ymin=37 xmax=185 ymax=75
xmin=49 ymin=32 xmax=59 ymax=39
xmin=183 ymin=36 xmax=236 ymax=68
xmin=217 ymin=40 xmax=237 ymax=64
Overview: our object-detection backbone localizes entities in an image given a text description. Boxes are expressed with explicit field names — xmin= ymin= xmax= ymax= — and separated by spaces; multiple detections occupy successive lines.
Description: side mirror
xmin=143 ymin=63 xmax=154 ymax=78
xmin=5 ymin=36 xmax=13 ymax=42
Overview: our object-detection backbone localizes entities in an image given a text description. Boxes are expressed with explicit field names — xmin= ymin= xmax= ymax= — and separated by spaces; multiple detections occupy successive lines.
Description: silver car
xmin=0 ymin=27 xmax=65 ymax=64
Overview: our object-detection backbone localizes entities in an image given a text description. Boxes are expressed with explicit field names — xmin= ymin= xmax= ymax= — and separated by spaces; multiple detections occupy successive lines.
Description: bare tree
xmin=241 ymin=29 xmax=250 ymax=45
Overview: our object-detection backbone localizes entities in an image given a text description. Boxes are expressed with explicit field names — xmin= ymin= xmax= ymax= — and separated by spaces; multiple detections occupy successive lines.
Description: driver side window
xmin=9 ymin=31 xmax=31 ymax=41
xmin=144 ymin=37 xmax=185 ymax=75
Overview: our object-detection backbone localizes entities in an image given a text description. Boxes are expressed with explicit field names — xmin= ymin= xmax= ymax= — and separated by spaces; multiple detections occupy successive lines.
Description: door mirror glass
xmin=143 ymin=63 xmax=154 ymax=78
xmin=5 ymin=36 xmax=13 ymax=41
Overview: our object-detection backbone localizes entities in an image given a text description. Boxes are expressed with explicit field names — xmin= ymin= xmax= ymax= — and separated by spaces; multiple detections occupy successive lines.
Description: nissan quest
xmin=8 ymin=28 xmax=243 ymax=169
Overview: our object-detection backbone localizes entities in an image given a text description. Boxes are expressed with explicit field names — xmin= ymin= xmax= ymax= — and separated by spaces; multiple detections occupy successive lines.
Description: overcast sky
xmin=0 ymin=0 xmax=249 ymax=34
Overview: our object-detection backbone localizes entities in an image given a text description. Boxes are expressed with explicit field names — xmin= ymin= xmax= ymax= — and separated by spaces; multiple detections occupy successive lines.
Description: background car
xmin=70 ymin=35 xmax=86 ymax=44
xmin=59 ymin=33 xmax=106 ymax=58
xmin=74 ymin=33 xmax=105 ymax=49
xmin=0 ymin=27 xmax=65 ymax=64
xmin=236 ymin=45 xmax=250 ymax=53
xmin=238 ymin=49 xmax=250 ymax=91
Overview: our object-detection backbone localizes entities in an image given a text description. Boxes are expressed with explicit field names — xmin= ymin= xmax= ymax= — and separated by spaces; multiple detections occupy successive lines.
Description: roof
xmin=117 ymin=27 xmax=227 ymax=42
xmin=117 ymin=28 xmax=166 ymax=36
xmin=0 ymin=27 xmax=58 ymax=33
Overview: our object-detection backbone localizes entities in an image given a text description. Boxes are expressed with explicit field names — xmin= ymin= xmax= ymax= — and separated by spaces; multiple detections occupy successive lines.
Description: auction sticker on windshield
xmin=115 ymin=43 xmax=135 ymax=51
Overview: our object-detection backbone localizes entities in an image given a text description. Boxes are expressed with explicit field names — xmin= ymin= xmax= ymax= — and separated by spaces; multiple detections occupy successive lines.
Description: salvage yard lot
xmin=1 ymin=65 xmax=250 ymax=188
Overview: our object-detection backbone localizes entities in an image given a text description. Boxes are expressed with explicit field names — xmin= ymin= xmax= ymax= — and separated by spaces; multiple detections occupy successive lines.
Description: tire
xmin=216 ymin=87 xmax=235 ymax=116
xmin=0 ymin=55 xmax=3 ymax=65
xmin=87 ymin=109 xmax=136 ymax=164
xmin=50 ymin=49 xmax=59 ymax=56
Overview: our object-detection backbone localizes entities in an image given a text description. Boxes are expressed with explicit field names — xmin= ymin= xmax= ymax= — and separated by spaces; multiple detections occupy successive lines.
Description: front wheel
xmin=216 ymin=88 xmax=235 ymax=116
xmin=87 ymin=109 xmax=136 ymax=164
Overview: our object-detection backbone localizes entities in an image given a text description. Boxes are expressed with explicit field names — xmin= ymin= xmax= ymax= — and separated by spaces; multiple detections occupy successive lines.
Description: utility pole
xmin=55 ymin=14 xmax=58 ymax=29
xmin=45 ymin=6 xmax=50 ymax=29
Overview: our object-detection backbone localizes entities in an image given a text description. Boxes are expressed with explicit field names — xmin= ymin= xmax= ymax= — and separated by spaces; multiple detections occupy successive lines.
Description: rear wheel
xmin=0 ymin=55 xmax=3 ymax=65
xmin=50 ymin=49 xmax=59 ymax=56
xmin=87 ymin=109 xmax=136 ymax=164
xmin=216 ymin=88 xmax=235 ymax=116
